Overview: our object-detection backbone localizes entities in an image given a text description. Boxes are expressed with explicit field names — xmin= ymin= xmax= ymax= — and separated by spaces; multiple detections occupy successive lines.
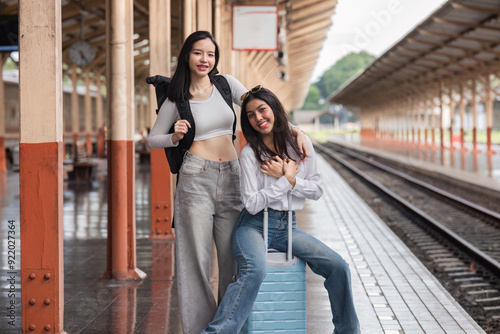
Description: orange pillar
xmin=84 ymin=70 xmax=93 ymax=157
xmin=103 ymin=0 xmax=145 ymax=280
xmin=449 ymin=94 xmax=455 ymax=150
xmin=485 ymin=74 xmax=495 ymax=154
xmin=149 ymin=0 xmax=174 ymax=238
xmin=95 ymin=80 xmax=106 ymax=158
xmin=431 ymin=99 xmax=436 ymax=149
xmin=471 ymin=79 xmax=479 ymax=152
xmin=19 ymin=1 xmax=65 ymax=332
xmin=459 ymin=83 xmax=467 ymax=151
xmin=439 ymin=82 xmax=445 ymax=149
xmin=416 ymin=101 xmax=421 ymax=145
xmin=70 ymin=66 xmax=79 ymax=158
xmin=424 ymin=97 xmax=429 ymax=146
xmin=126 ymin=0 xmax=145 ymax=279
xmin=0 ymin=54 xmax=7 ymax=172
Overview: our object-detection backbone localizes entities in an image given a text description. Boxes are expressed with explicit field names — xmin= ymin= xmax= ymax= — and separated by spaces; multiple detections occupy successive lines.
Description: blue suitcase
xmin=240 ymin=193 xmax=307 ymax=334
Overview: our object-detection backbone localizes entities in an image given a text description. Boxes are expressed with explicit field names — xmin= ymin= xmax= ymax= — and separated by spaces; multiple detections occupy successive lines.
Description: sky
xmin=311 ymin=0 xmax=449 ymax=82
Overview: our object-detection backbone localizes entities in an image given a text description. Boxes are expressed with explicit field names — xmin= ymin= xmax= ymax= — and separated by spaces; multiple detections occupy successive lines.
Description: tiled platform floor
xmin=0 ymin=157 xmax=486 ymax=333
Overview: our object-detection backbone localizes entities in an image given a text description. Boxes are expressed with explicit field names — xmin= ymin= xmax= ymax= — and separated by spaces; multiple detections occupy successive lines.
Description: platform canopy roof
xmin=328 ymin=0 xmax=500 ymax=107
xmin=1 ymin=0 xmax=337 ymax=110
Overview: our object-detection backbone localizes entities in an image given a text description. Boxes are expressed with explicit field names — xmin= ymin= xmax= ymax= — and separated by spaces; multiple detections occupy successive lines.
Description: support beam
xmin=70 ymin=66 xmax=79 ymax=158
xmin=149 ymin=0 xmax=174 ymax=238
xmin=103 ymin=0 xmax=145 ymax=280
xmin=184 ymin=0 xmax=194 ymax=38
xmin=0 ymin=54 xmax=7 ymax=172
xmin=19 ymin=1 xmax=65 ymax=332
xmin=196 ymin=0 xmax=212 ymax=31
xmin=459 ymin=83 xmax=467 ymax=151
xmin=84 ymin=70 xmax=93 ymax=157
xmin=485 ymin=74 xmax=495 ymax=154
xmin=127 ymin=0 xmax=145 ymax=280
xmin=439 ymin=81 xmax=445 ymax=149
xmin=472 ymin=79 xmax=478 ymax=152
xmin=95 ymin=80 xmax=106 ymax=158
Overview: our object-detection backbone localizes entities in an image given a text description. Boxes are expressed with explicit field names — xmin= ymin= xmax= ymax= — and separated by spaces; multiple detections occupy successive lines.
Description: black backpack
xmin=146 ymin=74 xmax=236 ymax=174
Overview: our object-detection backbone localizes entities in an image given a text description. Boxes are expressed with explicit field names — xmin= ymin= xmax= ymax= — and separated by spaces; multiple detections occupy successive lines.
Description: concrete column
xmin=149 ymin=0 xmax=174 ymax=238
xmin=405 ymin=103 xmax=417 ymax=144
xmin=414 ymin=99 xmax=419 ymax=144
xmin=19 ymin=1 xmax=65 ymax=332
xmin=138 ymin=93 xmax=145 ymax=133
xmin=449 ymin=82 xmax=455 ymax=149
xmin=425 ymin=95 xmax=431 ymax=146
xmin=103 ymin=0 xmax=144 ymax=280
xmin=439 ymin=81 xmax=444 ymax=149
xmin=197 ymin=0 xmax=212 ymax=31
xmin=0 ymin=54 xmax=7 ymax=172
xmin=431 ymin=93 xmax=436 ymax=148
xmin=214 ymin=0 xmax=222 ymax=42
xmin=126 ymin=0 xmax=145 ymax=280
xmin=184 ymin=0 xmax=194 ymax=38
xmin=70 ymin=66 xmax=79 ymax=158
xmin=471 ymin=79 xmax=478 ymax=152
xmin=95 ymin=80 xmax=106 ymax=158
xmin=412 ymin=97 xmax=420 ymax=143
xmin=84 ymin=70 xmax=93 ymax=157
xmin=459 ymin=83 xmax=466 ymax=151
xmin=485 ymin=74 xmax=494 ymax=154
xmin=135 ymin=95 xmax=140 ymax=135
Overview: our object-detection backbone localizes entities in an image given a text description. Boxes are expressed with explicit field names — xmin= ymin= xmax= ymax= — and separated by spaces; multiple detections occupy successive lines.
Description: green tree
xmin=301 ymin=51 xmax=375 ymax=110
xmin=317 ymin=51 xmax=374 ymax=98
xmin=301 ymin=84 xmax=325 ymax=110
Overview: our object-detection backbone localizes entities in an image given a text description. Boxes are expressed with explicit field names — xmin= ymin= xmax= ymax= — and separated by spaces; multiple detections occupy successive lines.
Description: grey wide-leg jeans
xmin=174 ymin=152 xmax=242 ymax=334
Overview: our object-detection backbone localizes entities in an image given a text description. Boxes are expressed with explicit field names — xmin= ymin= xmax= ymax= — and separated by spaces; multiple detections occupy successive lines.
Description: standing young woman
xmin=202 ymin=87 xmax=360 ymax=334
xmin=148 ymin=31 xmax=308 ymax=334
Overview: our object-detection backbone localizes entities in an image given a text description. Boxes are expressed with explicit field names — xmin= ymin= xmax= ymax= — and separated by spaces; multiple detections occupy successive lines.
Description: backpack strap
xmin=211 ymin=75 xmax=237 ymax=141
xmin=174 ymin=99 xmax=196 ymax=152
xmin=145 ymin=75 xmax=171 ymax=115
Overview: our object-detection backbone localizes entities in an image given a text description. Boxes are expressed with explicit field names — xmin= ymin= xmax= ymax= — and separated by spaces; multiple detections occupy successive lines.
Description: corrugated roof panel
xmin=328 ymin=0 xmax=500 ymax=105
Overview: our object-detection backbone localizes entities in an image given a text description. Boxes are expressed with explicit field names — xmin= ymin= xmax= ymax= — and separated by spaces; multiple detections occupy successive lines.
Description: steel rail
xmin=315 ymin=142 xmax=500 ymax=277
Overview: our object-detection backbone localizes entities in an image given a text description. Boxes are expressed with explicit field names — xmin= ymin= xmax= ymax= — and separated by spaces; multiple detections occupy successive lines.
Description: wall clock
xmin=68 ymin=40 xmax=96 ymax=67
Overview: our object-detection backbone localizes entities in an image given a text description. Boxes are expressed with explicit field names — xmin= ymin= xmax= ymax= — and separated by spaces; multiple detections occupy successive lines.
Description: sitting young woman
xmin=202 ymin=86 xmax=360 ymax=334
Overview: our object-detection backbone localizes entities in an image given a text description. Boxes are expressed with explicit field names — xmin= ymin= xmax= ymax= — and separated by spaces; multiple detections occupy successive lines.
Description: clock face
xmin=68 ymin=41 xmax=96 ymax=67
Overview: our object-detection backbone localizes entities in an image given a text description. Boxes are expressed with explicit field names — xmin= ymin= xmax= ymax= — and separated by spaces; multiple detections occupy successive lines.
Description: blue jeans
xmin=202 ymin=208 xmax=360 ymax=334
xmin=175 ymin=152 xmax=243 ymax=334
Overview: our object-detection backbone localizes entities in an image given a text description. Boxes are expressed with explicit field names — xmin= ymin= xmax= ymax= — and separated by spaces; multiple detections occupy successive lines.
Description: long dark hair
xmin=167 ymin=31 xmax=220 ymax=102
xmin=241 ymin=88 xmax=304 ymax=164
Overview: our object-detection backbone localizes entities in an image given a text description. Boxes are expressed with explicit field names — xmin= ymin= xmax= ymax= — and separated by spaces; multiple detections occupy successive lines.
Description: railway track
xmin=314 ymin=141 xmax=500 ymax=333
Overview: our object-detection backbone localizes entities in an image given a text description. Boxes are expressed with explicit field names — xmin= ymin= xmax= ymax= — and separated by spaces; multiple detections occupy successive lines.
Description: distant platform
xmin=326 ymin=134 xmax=500 ymax=191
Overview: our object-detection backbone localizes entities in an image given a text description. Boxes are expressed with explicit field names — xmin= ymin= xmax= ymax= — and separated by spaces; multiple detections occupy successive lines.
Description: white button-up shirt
xmin=239 ymin=135 xmax=323 ymax=215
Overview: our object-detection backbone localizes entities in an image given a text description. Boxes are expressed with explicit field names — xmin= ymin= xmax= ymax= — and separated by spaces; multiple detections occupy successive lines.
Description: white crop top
xmin=148 ymin=74 xmax=247 ymax=148
xmin=191 ymin=85 xmax=234 ymax=141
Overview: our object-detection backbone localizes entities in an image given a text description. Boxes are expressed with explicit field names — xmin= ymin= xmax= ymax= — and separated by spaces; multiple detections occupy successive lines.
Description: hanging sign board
xmin=232 ymin=5 xmax=279 ymax=51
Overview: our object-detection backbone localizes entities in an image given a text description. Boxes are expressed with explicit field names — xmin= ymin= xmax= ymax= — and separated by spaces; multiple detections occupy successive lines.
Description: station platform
xmin=327 ymin=134 xmax=500 ymax=192
xmin=0 ymin=156 xmax=486 ymax=333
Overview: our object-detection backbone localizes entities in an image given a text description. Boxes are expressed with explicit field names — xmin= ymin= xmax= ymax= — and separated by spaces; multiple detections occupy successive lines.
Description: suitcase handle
xmin=264 ymin=188 xmax=293 ymax=262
